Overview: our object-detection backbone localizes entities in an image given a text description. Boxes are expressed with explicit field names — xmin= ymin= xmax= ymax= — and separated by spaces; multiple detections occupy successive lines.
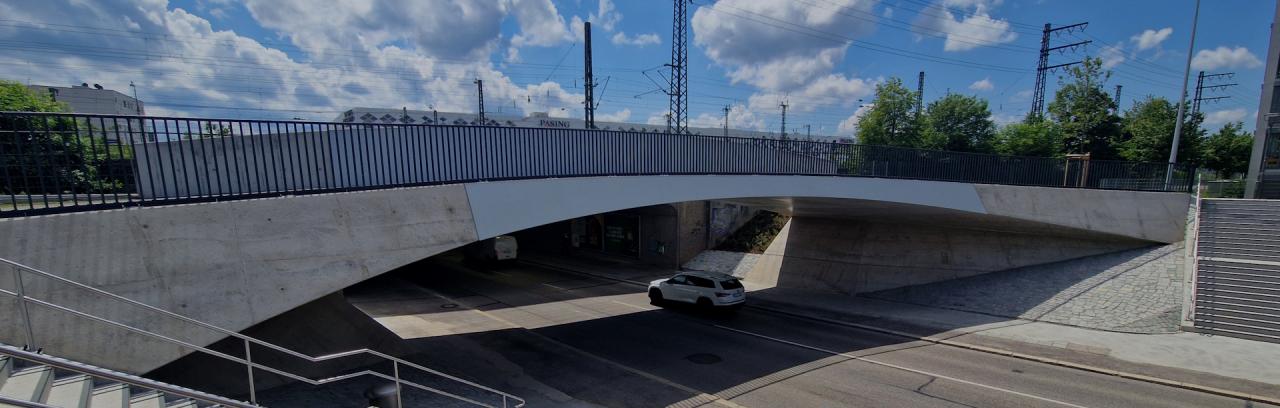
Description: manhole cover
xmin=684 ymin=353 xmax=722 ymax=365
xmin=440 ymin=303 xmax=459 ymax=309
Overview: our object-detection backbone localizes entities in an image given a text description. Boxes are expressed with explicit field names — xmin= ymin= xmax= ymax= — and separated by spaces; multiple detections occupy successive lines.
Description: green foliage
xmin=994 ymin=120 xmax=1063 ymax=157
xmin=714 ymin=211 xmax=789 ymax=254
xmin=0 ymin=80 xmax=67 ymax=113
xmin=1202 ymin=121 xmax=1254 ymax=178
xmin=1048 ymin=58 xmax=1123 ymax=159
xmin=1118 ymin=95 xmax=1205 ymax=164
xmin=0 ymin=80 xmax=127 ymax=195
xmin=857 ymin=77 xmax=923 ymax=148
xmin=921 ymin=94 xmax=996 ymax=153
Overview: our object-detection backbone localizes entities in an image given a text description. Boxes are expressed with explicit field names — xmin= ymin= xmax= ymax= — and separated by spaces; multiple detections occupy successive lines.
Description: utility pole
xmin=722 ymin=105 xmax=730 ymax=137
xmin=667 ymin=0 xmax=689 ymax=134
xmin=1192 ymin=71 xmax=1236 ymax=115
xmin=1169 ymin=0 xmax=1201 ymax=186
xmin=129 ymin=81 xmax=141 ymax=115
xmin=779 ymin=101 xmax=788 ymax=139
xmin=583 ymin=21 xmax=596 ymax=129
xmin=1113 ymin=84 xmax=1123 ymax=113
xmin=474 ymin=79 xmax=486 ymax=124
xmin=1032 ymin=22 xmax=1091 ymax=118
xmin=916 ymin=71 xmax=925 ymax=118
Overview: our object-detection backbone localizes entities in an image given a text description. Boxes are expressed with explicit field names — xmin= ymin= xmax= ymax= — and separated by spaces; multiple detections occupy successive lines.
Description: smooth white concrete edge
xmin=464 ymin=175 xmax=988 ymax=239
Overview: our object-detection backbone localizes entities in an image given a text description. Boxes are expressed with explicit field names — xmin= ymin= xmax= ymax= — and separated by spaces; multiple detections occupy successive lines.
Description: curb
xmin=521 ymin=259 xmax=1280 ymax=406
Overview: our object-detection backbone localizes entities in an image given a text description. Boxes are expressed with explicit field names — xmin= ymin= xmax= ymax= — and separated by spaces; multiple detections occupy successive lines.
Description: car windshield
xmin=719 ymin=279 xmax=743 ymax=290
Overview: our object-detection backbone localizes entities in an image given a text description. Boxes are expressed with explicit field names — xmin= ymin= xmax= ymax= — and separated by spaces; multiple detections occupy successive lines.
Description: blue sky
xmin=0 ymin=0 xmax=1271 ymax=136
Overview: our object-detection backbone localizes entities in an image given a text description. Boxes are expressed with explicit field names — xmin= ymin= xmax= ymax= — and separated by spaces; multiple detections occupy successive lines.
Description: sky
xmin=0 ymin=0 xmax=1272 ymax=137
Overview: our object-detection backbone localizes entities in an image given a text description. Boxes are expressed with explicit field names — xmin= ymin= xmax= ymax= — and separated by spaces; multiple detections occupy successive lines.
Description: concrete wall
xmin=748 ymin=217 xmax=1148 ymax=295
xmin=0 ymin=185 xmax=477 ymax=373
xmin=0 ymin=175 xmax=1191 ymax=373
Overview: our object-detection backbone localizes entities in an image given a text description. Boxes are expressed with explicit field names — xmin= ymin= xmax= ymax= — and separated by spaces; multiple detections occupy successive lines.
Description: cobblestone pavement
xmin=681 ymin=250 xmax=760 ymax=277
xmin=869 ymin=243 xmax=1185 ymax=333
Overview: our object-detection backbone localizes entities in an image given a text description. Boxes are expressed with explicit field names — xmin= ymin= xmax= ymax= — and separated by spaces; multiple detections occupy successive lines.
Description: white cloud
xmin=692 ymin=0 xmax=879 ymax=91
xmin=596 ymin=108 xmax=631 ymax=122
xmin=0 ymin=0 xmax=586 ymax=121
xmin=746 ymin=74 xmax=876 ymax=113
xmin=1191 ymin=46 xmax=1263 ymax=70
xmin=912 ymin=0 xmax=1017 ymax=52
xmin=969 ymin=77 xmax=994 ymax=91
xmin=883 ymin=7 xmax=893 ymax=18
xmin=589 ymin=0 xmax=622 ymax=31
xmin=1099 ymin=42 xmax=1126 ymax=69
xmin=509 ymin=0 xmax=575 ymax=48
xmin=611 ymin=32 xmax=660 ymax=46
xmin=837 ymin=104 xmax=875 ymax=135
xmin=1203 ymin=108 xmax=1252 ymax=127
xmin=646 ymin=111 xmax=670 ymax=126
xmin=243 ymin=0 xmax=509 ymax=60
xmin=689 ymin=104 xmax=767 ymax=131
xmin=1131 ymin=27 xmax=1172 ymax=51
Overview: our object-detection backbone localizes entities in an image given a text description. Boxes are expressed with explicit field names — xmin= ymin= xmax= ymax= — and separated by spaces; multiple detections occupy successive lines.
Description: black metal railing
xmin=0 ymin=111 xmax=1196 ymax=217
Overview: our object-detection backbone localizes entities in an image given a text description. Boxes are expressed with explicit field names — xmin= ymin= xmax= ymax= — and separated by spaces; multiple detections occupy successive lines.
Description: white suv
xmin=648 ymin=272 xmax=746 ymax=309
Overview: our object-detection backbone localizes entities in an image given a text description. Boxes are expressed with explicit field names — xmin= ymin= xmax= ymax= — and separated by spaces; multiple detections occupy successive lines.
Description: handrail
xmin=0 ymin=257 xmax=526 ymax=408
xmin=0 ymin=343 xmax=255 ymax=408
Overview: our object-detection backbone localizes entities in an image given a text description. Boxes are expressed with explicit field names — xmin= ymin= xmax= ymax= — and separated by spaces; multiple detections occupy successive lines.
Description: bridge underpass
xmin=0 ymin=112 xmax=1212 ymax=406
xmin=0 ymin=174 xmax=1190 ymax=375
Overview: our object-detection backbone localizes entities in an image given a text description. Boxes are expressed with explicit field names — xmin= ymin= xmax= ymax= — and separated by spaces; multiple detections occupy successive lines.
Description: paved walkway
xmin=753 ymin=288 xmax=1280 ymax=389
xmin=870 ymin=243 xmax=1186 ymax=333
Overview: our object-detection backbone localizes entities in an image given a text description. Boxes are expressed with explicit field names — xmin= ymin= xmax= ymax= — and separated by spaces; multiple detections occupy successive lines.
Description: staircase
xmin=0 ymin=344 xmax=250 ymax=408
xmin=0 ymin=257 xmax=525 ymax=408
xmin=1192 ymin=198 xmax=1280 ymax=343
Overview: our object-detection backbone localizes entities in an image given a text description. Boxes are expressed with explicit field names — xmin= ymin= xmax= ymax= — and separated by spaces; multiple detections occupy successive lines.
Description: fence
xmin=0 ymin=112 xmax=1196 ymax=217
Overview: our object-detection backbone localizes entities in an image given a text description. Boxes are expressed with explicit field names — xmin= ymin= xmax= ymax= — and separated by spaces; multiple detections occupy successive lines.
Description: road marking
xmin=713 ymin=324 xmax=1091 ymax=408
xmin=422 ymin=285 xmax=746 ymax=408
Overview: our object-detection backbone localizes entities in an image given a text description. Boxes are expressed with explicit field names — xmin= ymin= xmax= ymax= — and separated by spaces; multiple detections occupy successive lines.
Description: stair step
xmin=46 ymin=375 xmax=92 ymax=408
xmin=0 ymin=365 xmax=52 ymax=404
xmin=130 ymin=391 xmax=166 ymax=408
xmin=90 ymin=383 xmax=130 ymax=408
xmin=166 ymin=399 xmax=197 ymax=408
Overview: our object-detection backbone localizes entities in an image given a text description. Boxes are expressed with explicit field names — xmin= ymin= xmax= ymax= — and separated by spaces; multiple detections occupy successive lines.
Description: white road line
xmin=713 ymin=324 xmax=1091 ymax=408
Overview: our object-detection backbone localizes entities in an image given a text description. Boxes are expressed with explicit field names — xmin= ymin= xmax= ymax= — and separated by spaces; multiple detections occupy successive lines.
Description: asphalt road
xmin=336 ymin=256 xmax=1269 ymax=408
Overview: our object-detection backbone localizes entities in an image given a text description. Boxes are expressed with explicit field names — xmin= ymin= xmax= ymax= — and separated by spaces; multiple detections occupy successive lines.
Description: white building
xmin=27 ymin=83 xmax=144 ymax=116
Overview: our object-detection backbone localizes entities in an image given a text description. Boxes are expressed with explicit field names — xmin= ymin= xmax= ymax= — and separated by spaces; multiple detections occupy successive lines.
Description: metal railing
xmin=0 ymin=343 xmax=255 ymax=408
xmin=0 ymin=111 xmax=1195 ymax=217
xmin=1 ymin=257 xmax=526 ymax=408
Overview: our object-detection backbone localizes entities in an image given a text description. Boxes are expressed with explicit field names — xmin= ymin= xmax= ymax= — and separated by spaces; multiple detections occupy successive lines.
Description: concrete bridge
xmin=0 ymin=112 xmax=1193 ymax=374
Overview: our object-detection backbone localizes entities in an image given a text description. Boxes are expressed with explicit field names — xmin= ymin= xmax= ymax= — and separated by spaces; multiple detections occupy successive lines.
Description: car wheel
xmin=696 ymin=297 xmax=713 ymax=309
xmin=649 ymin=289 xmax=665 ymax=305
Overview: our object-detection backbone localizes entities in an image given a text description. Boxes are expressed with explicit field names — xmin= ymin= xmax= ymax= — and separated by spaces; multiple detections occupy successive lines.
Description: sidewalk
xmin=521 ymin=253 xmax=1280 ymax=402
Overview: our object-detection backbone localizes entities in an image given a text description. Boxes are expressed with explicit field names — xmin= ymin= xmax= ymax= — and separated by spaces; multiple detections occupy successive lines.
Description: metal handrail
xmin=0 ymin=343 xmax=255 ymax=408
xmin=1 ymin=257 xmax=525 ymax=408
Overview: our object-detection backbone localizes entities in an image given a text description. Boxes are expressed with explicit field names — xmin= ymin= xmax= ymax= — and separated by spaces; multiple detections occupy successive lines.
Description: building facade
xmin=27 ymin=83 xmax=147 ymax=143
xmin=27 ymin=83 xmax=144 ymax=116
xmin=1247 ymin=2 xmax=1280 ymax=199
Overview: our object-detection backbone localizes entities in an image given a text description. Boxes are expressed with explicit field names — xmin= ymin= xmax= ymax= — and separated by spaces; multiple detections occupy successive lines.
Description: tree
xmin=1203 ymin=121 xmax=1254 ymax=178
xmin=0 ymin=80 xmax=120 ymax=195
xmin=0 ymin=80 xmax=66 ymax=112
xmin=994 ymin=120 xmax=1063 ymax=157
xmin=921 ymin=94 xmax=996 ymax=153
xmin=1118 ymin=95 xmax=1205 ymax=164
xmin=857 ymin=77 xmax=923 ymax=148
xmin=1047 ymin=58 xmax=1123 ymax=159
